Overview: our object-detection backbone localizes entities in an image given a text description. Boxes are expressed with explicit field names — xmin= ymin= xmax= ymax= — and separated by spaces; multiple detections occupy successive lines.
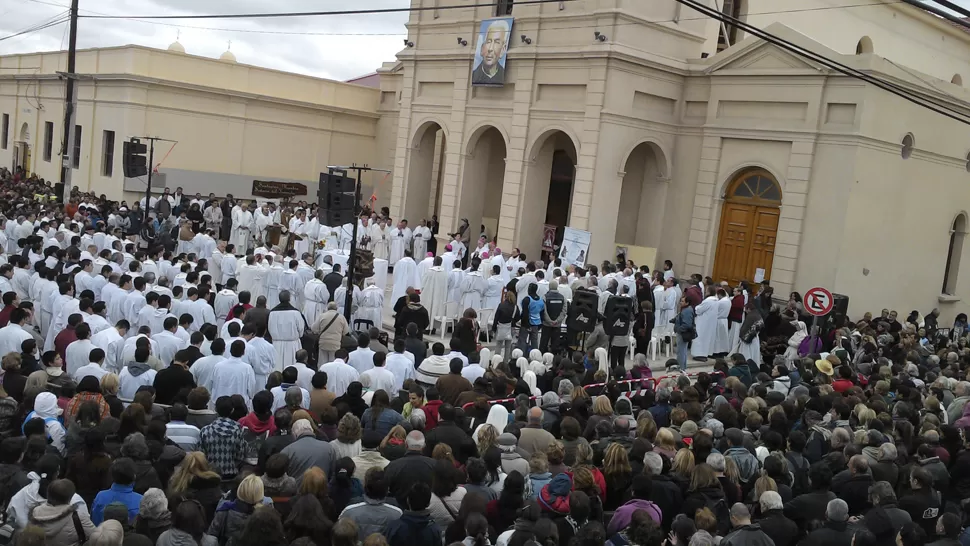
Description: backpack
xmin=787 ymin=452 xmax=811 ymax=496
xmin=240 ymin=427 xmax=270 ymax=467
xmin=703 ymin=493 xmax=731 ymax=535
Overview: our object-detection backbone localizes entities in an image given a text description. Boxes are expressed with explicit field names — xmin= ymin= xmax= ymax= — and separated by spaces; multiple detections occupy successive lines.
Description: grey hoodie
xmin=157 ymin=528 xmax=218 ymax=546
xmin=127 ymin=361 xmax=152 ymax=377
xmin=28 ymin=503 xmax=97 ymax=546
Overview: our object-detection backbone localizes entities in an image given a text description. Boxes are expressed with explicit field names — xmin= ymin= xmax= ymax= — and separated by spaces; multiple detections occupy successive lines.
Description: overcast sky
xmin=0 ymin=0 xmax=412 ymax=81
xmin=3 ymin=0 xmax=970 ymax=82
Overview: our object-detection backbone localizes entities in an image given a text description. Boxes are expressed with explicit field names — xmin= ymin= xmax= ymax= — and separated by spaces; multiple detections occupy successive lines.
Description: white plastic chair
xmin=478 ymin=308 xmax=494 ymax=343
xmin=627 ymin=336 xmax=636 ymax=360
xmin=438 ymin=301 xmax=460 ymax=340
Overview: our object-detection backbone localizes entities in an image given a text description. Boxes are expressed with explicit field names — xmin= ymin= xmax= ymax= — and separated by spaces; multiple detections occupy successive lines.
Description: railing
xmin=461 ymin=371 xmax=723 ymax=411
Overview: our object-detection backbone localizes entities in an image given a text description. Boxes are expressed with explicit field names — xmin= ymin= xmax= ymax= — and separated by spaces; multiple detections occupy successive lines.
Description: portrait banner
xmin=542 ymin=224 xmax=557 ymax=251
xmin=471 ymin=17 xmax=514 ymax=87
xmin=558 ymin=227 xmax=591 ymax=267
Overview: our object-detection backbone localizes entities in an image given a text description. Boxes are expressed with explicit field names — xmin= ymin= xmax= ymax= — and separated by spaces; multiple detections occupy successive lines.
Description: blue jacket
xmin=674 ymin=306 xmax=695 ymax=341
xmin=386 ymin=510 xmax=442 ymax=546
xmin=91 ymin=484 xmax=142 ymax=525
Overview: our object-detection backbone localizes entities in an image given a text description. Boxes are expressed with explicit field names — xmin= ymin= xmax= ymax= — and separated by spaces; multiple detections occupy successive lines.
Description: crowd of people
xmin=0 ymin=166 xmax=967 ymax=546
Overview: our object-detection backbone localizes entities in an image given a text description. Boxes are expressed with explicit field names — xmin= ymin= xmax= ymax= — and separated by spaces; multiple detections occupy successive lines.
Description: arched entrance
xmin=13 ymin=123 xmax=31 ymax=174
xmin=616 ymin=141 xmax=667 ymax=248
xmin=943 ymin=213 xmax=967 ymax=295
xmin=522 ymin=130 xmax=577 ymax=260
xmin=712 ymin=169 xmax=782 ymax=285
xmin=458 ymin=126 xmax=507 ymax=243
xmin=404 ymin=122 xmax=447 ymax=224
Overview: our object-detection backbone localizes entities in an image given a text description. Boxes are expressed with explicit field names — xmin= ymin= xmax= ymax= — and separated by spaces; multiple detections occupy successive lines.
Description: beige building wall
xmin=0 ymin=45 xmax=385 ymax=204
xmin=387 ymin=0 xmax=970 ymax=321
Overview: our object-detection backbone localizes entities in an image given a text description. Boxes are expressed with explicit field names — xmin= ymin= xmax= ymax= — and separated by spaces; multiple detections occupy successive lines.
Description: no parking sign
xmin=803 ymin=287 xmax=834 ymax=317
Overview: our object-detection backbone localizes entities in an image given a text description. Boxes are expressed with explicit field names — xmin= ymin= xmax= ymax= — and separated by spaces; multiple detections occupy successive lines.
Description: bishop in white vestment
xmin=388 ymin=222 xmax=413 ymax=267
xmin=230 ymin=205 xmax=254 ymax=255
xmin=421 ymin=259 xmax=449 ymax=322
xmin=266 ymin=291 xmax=305 ymax=372
xmin=412 ymin=220 xmax=432 ymax=259
xmin=691 ymin=292 xmax=719 ymax=358
xmin=358 ymin=281 xmax=384 ymax=330
xmin=390 ymin=252 xmax=419 ymax=305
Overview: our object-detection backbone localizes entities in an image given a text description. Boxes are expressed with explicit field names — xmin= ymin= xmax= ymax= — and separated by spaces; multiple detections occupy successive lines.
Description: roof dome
xmin=167 ymin=40 xmax=185 ymax=53
xmin=219 ymin=50 xmax=237 ymax=62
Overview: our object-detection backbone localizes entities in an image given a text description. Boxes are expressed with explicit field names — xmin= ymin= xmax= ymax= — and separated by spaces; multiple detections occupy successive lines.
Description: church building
xmin=378 ymin=0 xmax=970 ymax=319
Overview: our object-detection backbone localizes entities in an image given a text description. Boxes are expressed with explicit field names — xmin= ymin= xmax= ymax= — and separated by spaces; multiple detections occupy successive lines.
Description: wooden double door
xmin=712 ymin=201 xmax=779 ymax=286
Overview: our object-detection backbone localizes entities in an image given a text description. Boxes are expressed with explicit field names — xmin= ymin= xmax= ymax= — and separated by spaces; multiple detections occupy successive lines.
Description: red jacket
xmin=832 ymin=379 xmax=854 ymax=393
xmin=422 ymin=400 xmax=442 ymax=430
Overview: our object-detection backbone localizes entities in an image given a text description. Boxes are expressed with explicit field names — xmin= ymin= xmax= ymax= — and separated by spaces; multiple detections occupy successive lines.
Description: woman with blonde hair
xmin=168 ymin=452 xmax=223 ymax=521
xmin=671 ymin=448 xmax=696 ymax=481
xmin=583 ymin=396 xmax=614 ymax=440
xmin=100 ymin=373 xmax=124 ymax=417
xmin=602 ymin=443 xmax=632 ymax=511
xmin=636 ymin=415 xmax=657 ymax=441
xmin=653 ymin=428 xmax=677 ymax=460
xmin=207 ymin=475 xmax=265 ymax=546
xmin=379 ymin=424 xmax=407 ymax=461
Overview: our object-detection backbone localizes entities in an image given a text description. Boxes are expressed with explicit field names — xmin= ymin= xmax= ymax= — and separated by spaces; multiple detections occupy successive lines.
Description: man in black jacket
xmin=323 ymin=263 xmax=344 ymax=302
xmin=899 ymin=467 xmax=942 ymax=537
xmin=384 ymin=431 xmax=437 ymax=506
xmin=643 ymin=452 xmax=682 ymax=531
xmin=784 ymin=462 xmax=836 ymax=532
xmin=756 ymin=491 xmax=798 ymax=546
xmin=833 ymin=455 xmax=874 ymax=516
xmin=422 ymin=404 xmax=477 ymax=464
xmin=800 ymin=499 xmax=854 ymax=546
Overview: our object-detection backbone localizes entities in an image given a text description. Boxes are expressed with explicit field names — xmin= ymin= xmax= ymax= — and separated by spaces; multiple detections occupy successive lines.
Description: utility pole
xmin=59 ymin=0 xmax=79 ymax=202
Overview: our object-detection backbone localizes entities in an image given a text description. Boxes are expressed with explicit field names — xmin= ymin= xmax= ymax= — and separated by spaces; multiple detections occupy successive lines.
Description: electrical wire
xmin=78 ymin=0 xmax=577 ymax=20
xmin=39 ymin=0 xmax=911 ymax=37
xmin=0 ymin=11 xmax=69 ymax=42
xmin=675 ymin=0 xmax=970 ymax=126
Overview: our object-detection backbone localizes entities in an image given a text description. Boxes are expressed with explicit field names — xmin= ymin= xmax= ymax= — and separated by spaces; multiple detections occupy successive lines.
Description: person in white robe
xmin=713 ymin=288 xmax=732 ymax=355
xmin=439 ymin=246 xmax=457 ymax=273
xmin=390 ymin=251 xmax=420 ymax=306
xmin=244 ymin=330 xmax=276 ymax=390
xmin=296 ymin=256 xmax=315 ymax=288
xmin=214 ymin=284 xmax=239 ymax=329
xmin=267 ymin=290 xmax=305 ymax=372
xmin=459 ymin=267 xmax=487 ymax=312
xmin=154 ymin=320 xmax=189 ymax=366
xmin=211 ymin=345 xmax=257 ymax=410
xmin=235 ymin=256 xmax=260 ymax=297
xmin=447 ymin=265 xmax=465 ymax=305
xmin=490 ymin=249 xmax=509 ymax=284
xmin=412 ymin=220 xmax=431 ymax=260
xmin=691 ymin=289 xmax=719 ymax=359
xmin=338 ymin=223 xmax=355 ymax=252
xmin=360 ymin=357 xmax=396 ymax=395
xmin=290 ymin=210 xmax=310 ymax=258
xmin=302 ymin=272 xmax=330 ymax=327
xmin=319 ymin=355 xmax=359 ymax=397
xmin=264 ymin=258 xmax=285 ymax=309
xmin=230 ymin=204 xmax=254 ymax=255
xmin=358 ymin=281 xmax=384 ymax=331
xmin=183 ymin=291 xmax=216 ymax=333
xmin=92 ymin=323 xmax=126 ymax=371
xmin=384 ymin=346 xmax=415 ymax=393
xmin=388 ymin=221 xmax=413 ymax=267
xmin=44 ymin=291 xmax=77 ymax=351
xmin=253 ymin=205 xmax=272 ymax=244
xmin=334 ymin=281 xmax=362 ymax=324
xmin=0 ymin=318 xmax=32 ymax=360
xmin=483 ymin=266 xmax=505 ymax=310
xmin=416 ymin=254 xmax=434 ymax=288
xmin=421 ymin=258 xmax=450 ymax=324
xmin=280 ymin=265 xmax=304 ymax=310
xmin=220 ymin=248 xmax=237 ymax=283
xmin=368 ymin=220 xmax=389 ymax=262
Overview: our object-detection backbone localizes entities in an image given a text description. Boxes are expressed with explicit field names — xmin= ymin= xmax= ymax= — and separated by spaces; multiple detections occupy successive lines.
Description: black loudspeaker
xmin=319 ymin=171 xmax=356 ymax=225
xmin=567 ymin=289 xmax=599 ymax=333
xmin=322 ymin=208 xmax=355 ymax=226
xmin=604 ymin=296 xmax=634 ymax=336
xmin=829 ymin=293 xmax=849 ymax=327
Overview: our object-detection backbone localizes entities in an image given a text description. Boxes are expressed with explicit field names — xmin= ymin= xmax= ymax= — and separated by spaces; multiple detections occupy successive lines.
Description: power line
xmin=77 ymin=0 xmax=576 ymax=20
xmin=0 ymin=12 xmax=69 ymax=42
xmin=676 ymin=0 xmax=970 ymax=127
xmin=23 ymin=0 xmax=915 ymax=38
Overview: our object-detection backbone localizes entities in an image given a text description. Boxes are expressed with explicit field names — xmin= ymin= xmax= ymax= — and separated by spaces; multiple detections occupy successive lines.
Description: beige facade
xmin=383 ymin=0 xmax=970 ymax=321
xmin=0 ymin=44 xmax=387 ymax=204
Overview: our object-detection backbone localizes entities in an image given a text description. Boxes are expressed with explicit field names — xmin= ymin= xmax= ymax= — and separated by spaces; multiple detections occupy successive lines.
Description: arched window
xmin=944 ymin=214 xmax=967 ymax=295
xmin=855 ymin=36 xmax=874 ymax=55
xmin=901 ymin=133 xmax=915 ymax=159
xmin=953 ymin=74 xmax=964 ymax=87
xmin=726 ymin=170 xmax=782 ymax=204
